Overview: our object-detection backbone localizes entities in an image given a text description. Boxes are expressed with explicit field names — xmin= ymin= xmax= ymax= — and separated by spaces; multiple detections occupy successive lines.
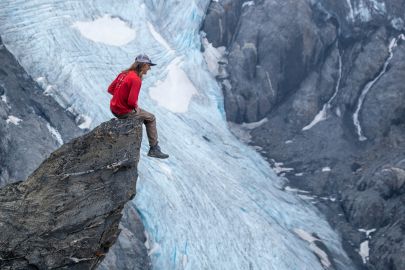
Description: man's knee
xmin=140 ymin=110 xmax=156 ymax=122
xmin=147 ymin=113 xmax=156 ymax=123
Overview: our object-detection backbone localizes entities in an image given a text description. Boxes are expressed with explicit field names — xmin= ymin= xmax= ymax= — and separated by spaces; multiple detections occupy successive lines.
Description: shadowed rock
xmin=0 ymin=116 xmax=146 ymax=269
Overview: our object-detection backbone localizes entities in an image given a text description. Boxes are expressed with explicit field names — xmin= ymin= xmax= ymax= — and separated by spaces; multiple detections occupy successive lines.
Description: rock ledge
xmin=0 ymin=116 xmax=142 ymax=269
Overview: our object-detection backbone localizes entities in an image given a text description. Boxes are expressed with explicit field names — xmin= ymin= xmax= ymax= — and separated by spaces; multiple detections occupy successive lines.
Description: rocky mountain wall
xmin=0 ymin=37 xmax=83 ymax=186
xmin=202 ymin=0 xmax=405 ymax=269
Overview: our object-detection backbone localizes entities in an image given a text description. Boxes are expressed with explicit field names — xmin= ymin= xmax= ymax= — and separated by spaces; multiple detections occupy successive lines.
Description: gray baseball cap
xmin=135 ymin=54 xmax=157 ymax=66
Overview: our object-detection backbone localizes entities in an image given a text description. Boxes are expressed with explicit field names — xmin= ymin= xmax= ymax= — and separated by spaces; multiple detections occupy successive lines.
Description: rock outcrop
xmin=202 ymin=0 xmax=405 ymax=269
xmin=0 ymin=115 xmax=149 ymax=269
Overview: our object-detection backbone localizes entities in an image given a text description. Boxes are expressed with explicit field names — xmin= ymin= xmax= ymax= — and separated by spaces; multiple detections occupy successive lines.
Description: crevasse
xmin=0 ymin=0 xmax=354 ymax=269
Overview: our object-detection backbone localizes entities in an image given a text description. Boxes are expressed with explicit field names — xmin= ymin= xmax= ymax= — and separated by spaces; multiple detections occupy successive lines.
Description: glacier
xmin=0 ymin=0 xmax=355 ymax=269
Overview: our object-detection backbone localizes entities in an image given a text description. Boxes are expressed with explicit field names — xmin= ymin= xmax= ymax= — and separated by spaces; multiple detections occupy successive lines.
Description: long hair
xmin=123 ymin=62 xmax=145 ymax=77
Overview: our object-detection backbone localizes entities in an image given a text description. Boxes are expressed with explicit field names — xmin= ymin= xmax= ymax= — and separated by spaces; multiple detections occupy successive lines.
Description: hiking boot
xmin=148 ymin=144 xmax=169 ymax=159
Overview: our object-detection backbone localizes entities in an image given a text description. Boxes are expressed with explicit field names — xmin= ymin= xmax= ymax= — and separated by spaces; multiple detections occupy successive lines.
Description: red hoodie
xmin=108 ymin=71 xmax=141 ymax=115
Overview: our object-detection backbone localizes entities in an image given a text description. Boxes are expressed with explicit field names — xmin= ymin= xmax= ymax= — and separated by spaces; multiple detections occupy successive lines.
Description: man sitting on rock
xmin=108 ymin=54 xmax=169 ymax=159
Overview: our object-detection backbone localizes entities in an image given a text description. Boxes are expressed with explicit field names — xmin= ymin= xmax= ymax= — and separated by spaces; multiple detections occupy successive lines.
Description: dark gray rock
xmin=202 ymin=0 xmax=405 ymax=269
xmin=0 ymin=115 xmax=148 ymax=269
xmin=203 ymin=0 xmax=338 ymax=123
xmin=0 ymin=36 xmax=83 ymax=187
xmin=99 ymin=204 xmax=151 ymax=270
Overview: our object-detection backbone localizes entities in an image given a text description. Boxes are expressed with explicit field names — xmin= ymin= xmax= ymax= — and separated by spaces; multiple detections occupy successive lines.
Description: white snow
xmin=294 ymin=229 xmax=332 ymax=269
xmin=35 ymin=77 xmax=45 ymax=83
xmin=295 ymin=172 xmax=304 ymax=176
xmin=77 ymin=115 xmax=92 ymax=129
xmin=149 ymin=58 xmax=198 ymax=113
xmin=358 ymin=228 xmax=376 ymax=238
xmin=336 ymin=107 xmax=341 ymax=117
xmin=285 ymin=140 xmax=293 ymax=144
xmin=46 ymin=123 xmax=64 ymax=146
xmin=303 ymin=51 xmax=342 ymax=131
xmin=359 ymin=240 xmax=369 ymax=264
xmin=358 ymin=228 xmax=376 ymax=264
xmin=346 ymin=0 xmax=355 ymax=21
xmin=273 ymin=162 xmax=294 ymax=174
xmin=322 ymin=167 xmax=331 ymax=172
xmin=240 ymin=118 xmax=268 ymax=130
xmin=228 ymin=118 xmax=268 ymax=144
xmin=284 ymin=186 xmax=310 ymax=194
xmin=72 ymin=15 xmax=135 ymax=46
xmin=6 ymin=115 xmax=22 ymax=125
xmin=1 ymin=94 xmax=7 ymax=103
xmin=242 ymin=1 xmax=255 ymax=8
xmin=353 ymin=35 xmax=402 ymax=141
xmin=302 ymin=109 xmax=327 ymax=131
xmin=356 ymin=1 xmax=372 ymax=22
xmin=35 ymin=76 xmax=55 ymax=96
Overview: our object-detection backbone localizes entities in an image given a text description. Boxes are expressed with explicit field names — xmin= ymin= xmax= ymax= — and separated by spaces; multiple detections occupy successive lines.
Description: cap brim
xmin=149 ymin=63 xmax=157 ymax=66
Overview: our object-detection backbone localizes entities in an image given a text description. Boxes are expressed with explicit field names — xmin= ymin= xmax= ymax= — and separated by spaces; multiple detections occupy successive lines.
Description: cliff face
xmin=0 ymin=116 xmax=149 ymax=269
xmin=202 ymin=0 xmax=405 ymax=269
xmin=0 ymin=37 xmax=83 ymax=187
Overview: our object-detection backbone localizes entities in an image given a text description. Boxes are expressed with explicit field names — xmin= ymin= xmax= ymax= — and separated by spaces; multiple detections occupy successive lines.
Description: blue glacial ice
xmin=0 ymin=0 xmax=355 ymax=269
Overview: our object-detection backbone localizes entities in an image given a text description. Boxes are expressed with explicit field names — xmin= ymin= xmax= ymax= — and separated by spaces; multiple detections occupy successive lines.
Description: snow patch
xmin=77 ymin=115 xmax=92 ymax=129
xmin=358 ymin=228 xmax=376 ymax=238
xmin=284 ymin=186 xmax=310 ymax=194
xmin=240 ymin=118 xmax=268 ymax=130
xmin=353 ymin=34 xmax=402 ymax=141
xmin=72 ymin=15 xmax=135 ymax=46
xmin=358 ymin=228 xmax=376 ymax=264
xmin=302 ymin=109 xmax=327 ymax=131
xmin=273 ymin=162 xmax=294 ymax=175
xmin=242 ymin=1 xmax=255 ymax=8
xmin=359 ymin=240 xmax=369 ymax=264
xmin=6 ymin=115 xmax=22 ymax=125
xmin=322 ymin=167 xmax=331 ymax=172
xmin=1 ymin=94 xmax=8 ymax=104
xmin=303 ymin=50 xmax=342 ymax=131
xmin=285 ymin=140 xmax=293 ymax=144
xmin=149 ymin=58 xmax=198 ymax=113
xmin=295 ymin=172 xmax=304 ymax=176
xmin=294 ymin=228 xmax=332 ymax=269
xmin=46 ymin=123 xmax=64 ymax=146
xmin=35 ymin=76 xmax=58 ymax=96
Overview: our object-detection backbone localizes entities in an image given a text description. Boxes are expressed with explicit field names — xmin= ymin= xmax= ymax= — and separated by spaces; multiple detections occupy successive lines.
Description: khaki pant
xmin=112 ymin=108 xmax=158 ymax=147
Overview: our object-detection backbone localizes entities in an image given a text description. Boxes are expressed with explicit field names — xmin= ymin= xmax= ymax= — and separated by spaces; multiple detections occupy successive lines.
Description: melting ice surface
xmin=0 ymin=1 xmax=354 ymax=269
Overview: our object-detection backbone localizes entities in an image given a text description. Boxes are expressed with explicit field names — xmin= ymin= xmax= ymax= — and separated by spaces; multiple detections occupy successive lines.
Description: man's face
xmin=141 ymin=64 xmax=151 ymax=76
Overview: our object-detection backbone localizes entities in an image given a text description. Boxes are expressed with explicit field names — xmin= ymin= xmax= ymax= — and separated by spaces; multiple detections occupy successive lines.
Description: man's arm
xmin=127 ymin=77 xmax=141 ymax=110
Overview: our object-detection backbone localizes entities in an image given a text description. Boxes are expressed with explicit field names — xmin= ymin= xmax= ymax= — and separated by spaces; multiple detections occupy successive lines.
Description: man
xmin=108 ymin=54 xmax=169 ymax=159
